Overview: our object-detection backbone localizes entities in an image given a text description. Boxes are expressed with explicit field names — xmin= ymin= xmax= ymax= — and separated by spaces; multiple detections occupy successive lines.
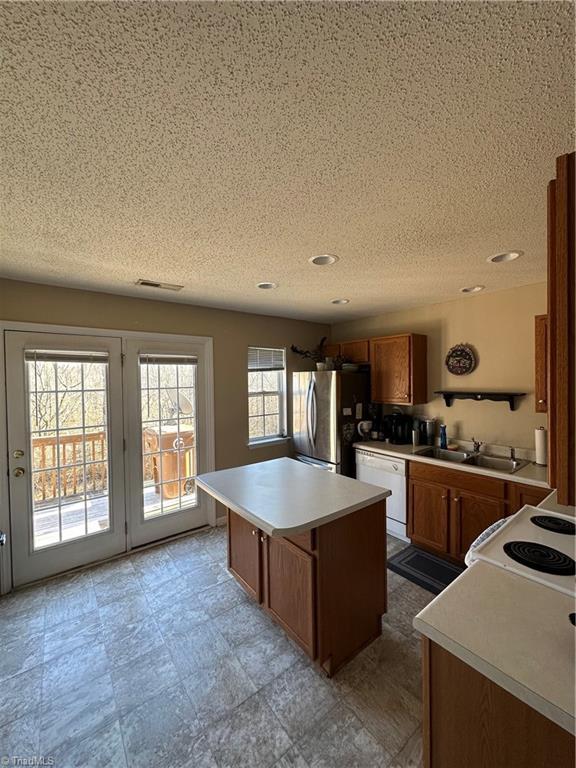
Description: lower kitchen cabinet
xmin=407 ymin=462 xmax=550 ymax=562
xmin=422 ymin=638 xmax=575 ymax=768
xmin=509 ymin=482 xmax=550 ymax=512
xmin=264 ymin=534 xmax=316 ymax=657
xmin=227 ymin=509 xmax=262 ymax=601
xmin=408 ymin=479 xmax=449 ymax=553
xmin=449 ymin=491 xmax=506 ymax=561
xmin=227 ymin=501 xmax=386 ymax=675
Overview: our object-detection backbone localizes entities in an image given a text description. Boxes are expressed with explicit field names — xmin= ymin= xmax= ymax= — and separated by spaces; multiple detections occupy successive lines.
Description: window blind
xmin=248 ymin=347 xmax=285 ymax=372
xmin=25 ymin=350 xmax=109 ymax=364
xmin=139 ymin=354 xmax=197 ymax=366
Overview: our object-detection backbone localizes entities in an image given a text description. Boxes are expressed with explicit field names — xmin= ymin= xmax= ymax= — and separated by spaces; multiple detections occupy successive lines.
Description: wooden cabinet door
xmin=324 ymin=343 xmax=341 ymax=358
xmin=534 ymin=314 xmax=548 ymax=413
xmin=370 ymin=335 xmax=411 ymax=404
xmin=449 ymin=491 xmax=506 ymax=561
xmin=340 ymin=339 xmax=370 ymax=364
xmin=227 ymin=509 xmax=262 ymax=602
xmin=408 ymin=479 xmax=449 ymax=553
xmin=547 ymin=152 xmax=575 ymax=505
xmin=509 ymin=483 xmax=550 ymax=515
xmin=265 ymin=535 xmax=315 ymax=658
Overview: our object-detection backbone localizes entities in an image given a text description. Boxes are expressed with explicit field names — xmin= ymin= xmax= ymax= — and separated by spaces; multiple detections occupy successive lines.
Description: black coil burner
xmin=530 ymin=515 xmax=576 ymax=536
xmin=503 ymin=541 xmax=575 ymax=576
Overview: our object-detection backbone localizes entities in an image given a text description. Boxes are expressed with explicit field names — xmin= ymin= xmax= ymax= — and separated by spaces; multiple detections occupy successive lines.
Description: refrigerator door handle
xmin=305 ymin=378 xmax=313 ymax=448
xmin=311 ymin=380 xmax=318 ymax=447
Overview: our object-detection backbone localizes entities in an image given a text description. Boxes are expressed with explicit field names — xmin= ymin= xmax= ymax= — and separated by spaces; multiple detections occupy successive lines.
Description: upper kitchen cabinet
xmin=324 ymin=343 xmax=341 ymax=359
xmin=340 ymin=339 xmax=370 ymax=364
xmin=547 ymin=151 xmax=575 ymax=506
xmin=534 ymin=314 xmax=548 ymax=413
xmin=370 ymin=333 xmax=427 ymax=405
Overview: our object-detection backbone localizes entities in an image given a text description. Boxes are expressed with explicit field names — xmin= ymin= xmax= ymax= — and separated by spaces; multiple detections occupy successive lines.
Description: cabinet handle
xmin=538 ymin=399 xmax=546 ymax=404
xmin=441 ymin=495 xmax=448 ymax=500
xmin=260 ymin=535 xmax=266 ymax=543
xmin=453 ymin=497 xmax=460 ymax=502
xmin=251 ymin=529 xmax=257 ymax=536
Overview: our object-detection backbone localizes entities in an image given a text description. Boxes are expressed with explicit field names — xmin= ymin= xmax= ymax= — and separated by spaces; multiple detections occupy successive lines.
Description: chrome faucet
xmin=509 ymin=446 xmax=516 ymax=461
xmin=471 ymin=437 xmax=484 ymax=454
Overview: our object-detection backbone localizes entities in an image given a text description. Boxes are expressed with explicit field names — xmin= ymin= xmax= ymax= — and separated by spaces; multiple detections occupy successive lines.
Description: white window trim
xmin=0 ymin=320 xmax=215 ymax=596
xmin=247 ymin=346 xmax=288 ymax=446
xmin=247 ymin=435 xmax=291 ymax=450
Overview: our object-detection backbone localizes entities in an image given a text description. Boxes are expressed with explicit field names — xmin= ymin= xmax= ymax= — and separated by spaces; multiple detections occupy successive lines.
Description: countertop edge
xmin=413 ymin=617 xmax=575 ymax=736
xmin=196 ymin=477 xmax=390 ymax=536
xmin=353 ymin=442 xmax=550 ymax=489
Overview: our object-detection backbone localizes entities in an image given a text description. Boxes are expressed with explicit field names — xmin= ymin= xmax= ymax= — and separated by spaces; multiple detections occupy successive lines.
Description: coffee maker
xmin=381 ymin=412 xmax=413 ymax=444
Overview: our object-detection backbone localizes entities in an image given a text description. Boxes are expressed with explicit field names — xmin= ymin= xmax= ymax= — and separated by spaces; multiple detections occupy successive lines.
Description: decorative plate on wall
xmin=445 ymin=344 xmax=477 ymax=376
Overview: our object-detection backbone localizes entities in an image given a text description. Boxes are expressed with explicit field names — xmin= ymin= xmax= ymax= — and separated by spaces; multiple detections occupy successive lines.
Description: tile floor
xmin=0 ymin=527 xmax=432 ymax=768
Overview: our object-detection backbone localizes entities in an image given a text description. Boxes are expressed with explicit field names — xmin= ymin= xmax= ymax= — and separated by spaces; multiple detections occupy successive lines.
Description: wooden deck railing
xmin=32 ymin=431 xmax=108 ymax=503
xmin=31 ymin=430 xmax=194 ymax=504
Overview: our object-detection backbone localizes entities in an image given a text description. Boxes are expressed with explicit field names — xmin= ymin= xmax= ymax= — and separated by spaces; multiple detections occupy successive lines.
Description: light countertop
xmin=413 ymin=560 xmax=575 ymax=734
xmin=196 ymin=457 xmax=390 ymax=536
xmin=353 ymin=441 xmax=549 ymax=488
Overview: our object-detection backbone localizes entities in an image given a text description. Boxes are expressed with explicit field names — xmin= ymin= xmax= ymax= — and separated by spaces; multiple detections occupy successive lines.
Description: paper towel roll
xmin=535 ymin=427 xmax=548 ymax=466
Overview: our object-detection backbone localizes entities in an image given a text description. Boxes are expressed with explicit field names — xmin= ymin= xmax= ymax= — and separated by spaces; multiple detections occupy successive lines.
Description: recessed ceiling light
xmin=487 ymin=250 xmax=523 ymax=264
xmin=460 ymin=285 xmax=485 ymax=294
xmin=330 ymin=298 xmax=350 ymax=305
xmin=256 ymin=281 xmax=278 ymax=290
xmin=309 ymin=254 xmax=339 ymax=266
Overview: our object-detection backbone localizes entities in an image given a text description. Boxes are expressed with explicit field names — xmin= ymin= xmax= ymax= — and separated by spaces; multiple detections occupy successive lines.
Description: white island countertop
xmin=196 ymin=457 xmax=390 ymax=536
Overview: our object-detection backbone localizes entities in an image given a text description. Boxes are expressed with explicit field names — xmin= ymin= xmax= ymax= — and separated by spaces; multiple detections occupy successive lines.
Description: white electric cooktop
xmin=470 ymin=505 xmax=576 ymax=597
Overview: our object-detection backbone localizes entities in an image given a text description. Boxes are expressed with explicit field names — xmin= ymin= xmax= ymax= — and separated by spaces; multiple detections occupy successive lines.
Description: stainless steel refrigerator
xmin=292 ymin=371 xmax=370 ymax=476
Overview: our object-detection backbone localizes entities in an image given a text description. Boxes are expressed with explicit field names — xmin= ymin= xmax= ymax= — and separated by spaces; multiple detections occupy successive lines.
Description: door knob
xmin=13 ymin=449 xmax=24 ymax=458
xmin=13 ymin=467 xmax=25 ymax=477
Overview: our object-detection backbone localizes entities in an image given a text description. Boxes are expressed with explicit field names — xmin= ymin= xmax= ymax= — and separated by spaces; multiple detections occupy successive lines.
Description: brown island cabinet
xmin=196 ymin=457 xmax=390 ymax=676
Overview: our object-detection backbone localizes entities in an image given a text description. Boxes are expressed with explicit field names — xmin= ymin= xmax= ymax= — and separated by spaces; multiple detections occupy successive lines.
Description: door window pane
xmin=25 ymin=353 xmax=111 ymax=550
xmin=139 ymin=355 xmax=198 ymax=519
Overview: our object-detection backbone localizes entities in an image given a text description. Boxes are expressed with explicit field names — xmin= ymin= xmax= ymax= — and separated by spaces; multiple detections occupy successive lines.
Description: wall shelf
xmin=434 ymin=391 xmax=526 ymax=411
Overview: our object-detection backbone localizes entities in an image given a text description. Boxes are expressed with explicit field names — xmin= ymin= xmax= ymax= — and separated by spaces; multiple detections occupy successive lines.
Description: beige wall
xmin=0 ymin=279 xmax=328 ymax=516
xmin=331 ymin=283 xmax=547 ymax=450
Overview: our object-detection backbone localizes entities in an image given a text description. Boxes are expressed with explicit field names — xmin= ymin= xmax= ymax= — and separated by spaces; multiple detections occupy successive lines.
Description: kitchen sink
xmin=463 ymin=454 xmax=529 ymax=473
xmin=418 ymin=447 xmax=472 ymax=463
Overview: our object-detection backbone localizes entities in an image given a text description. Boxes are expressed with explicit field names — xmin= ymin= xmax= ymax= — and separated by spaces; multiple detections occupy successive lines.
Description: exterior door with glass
xmin=124 ymin=339 xmax=212 ymax=547
xmin=5 ymin=331 xmax=126 ymax=586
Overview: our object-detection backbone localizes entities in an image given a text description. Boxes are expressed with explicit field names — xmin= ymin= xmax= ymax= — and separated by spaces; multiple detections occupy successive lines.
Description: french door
xmin=5 ymin=330 xmax=213 ymax=586
xmin=124 ymin=338 xmax=211 ymax=547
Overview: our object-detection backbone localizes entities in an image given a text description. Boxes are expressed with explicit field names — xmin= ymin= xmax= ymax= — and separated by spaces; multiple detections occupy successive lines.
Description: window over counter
xmin=248 ymin=347 xmax=287 ymax=444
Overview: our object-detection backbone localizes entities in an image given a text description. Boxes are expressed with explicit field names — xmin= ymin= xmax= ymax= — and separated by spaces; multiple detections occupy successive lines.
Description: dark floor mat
xmin=388 ymin=545 xmax=464 ymax=595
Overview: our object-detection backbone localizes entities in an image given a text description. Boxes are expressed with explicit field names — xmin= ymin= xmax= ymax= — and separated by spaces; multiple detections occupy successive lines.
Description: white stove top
xmin=470 ymin=505 xmax=576 ymax=597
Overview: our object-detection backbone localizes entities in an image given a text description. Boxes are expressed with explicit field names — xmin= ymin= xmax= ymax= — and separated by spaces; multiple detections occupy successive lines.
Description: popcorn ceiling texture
xmin=0 ymin=1 xmax=573 ymax=321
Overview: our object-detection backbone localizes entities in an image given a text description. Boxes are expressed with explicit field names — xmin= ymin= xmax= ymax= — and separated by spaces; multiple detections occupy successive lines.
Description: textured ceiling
xmin=0 ymin=2 xmax=574 ymax=322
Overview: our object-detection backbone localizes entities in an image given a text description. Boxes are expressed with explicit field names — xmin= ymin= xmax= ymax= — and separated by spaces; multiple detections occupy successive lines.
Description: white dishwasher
xmin=356 ymin=448 xmax=408 ymax=541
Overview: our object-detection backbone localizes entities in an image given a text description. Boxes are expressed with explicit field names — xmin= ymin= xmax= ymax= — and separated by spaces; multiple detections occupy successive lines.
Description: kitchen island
xmin=196 ymin=457 xmax=391 ymax=675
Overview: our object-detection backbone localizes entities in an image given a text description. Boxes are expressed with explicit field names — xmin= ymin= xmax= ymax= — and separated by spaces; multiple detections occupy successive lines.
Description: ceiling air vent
xmin=136 ymin=279 xmax=184 ymax=292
